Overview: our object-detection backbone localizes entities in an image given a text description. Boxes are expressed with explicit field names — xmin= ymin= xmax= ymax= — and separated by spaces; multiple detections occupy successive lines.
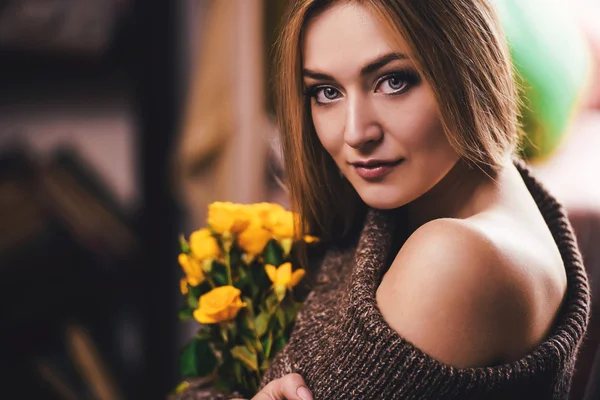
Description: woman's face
xmin=302 ymin=3 xmax=460 ymax=209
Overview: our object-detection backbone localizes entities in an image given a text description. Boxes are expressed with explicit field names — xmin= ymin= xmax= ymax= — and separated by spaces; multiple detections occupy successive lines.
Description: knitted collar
xmin=341 ymin=159 xmax=590 ymax=382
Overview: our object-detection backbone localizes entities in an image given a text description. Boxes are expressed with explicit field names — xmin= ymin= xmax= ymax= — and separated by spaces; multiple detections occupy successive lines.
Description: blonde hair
xmin=274 ymin=0 xmax=521 ymax=240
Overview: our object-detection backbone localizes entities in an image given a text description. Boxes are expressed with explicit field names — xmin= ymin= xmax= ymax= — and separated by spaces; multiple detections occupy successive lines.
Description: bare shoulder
xmin=389 ymin=218 xmax=503 ymax=276
xmin=376 ymin=217 xmax=563 ymax=368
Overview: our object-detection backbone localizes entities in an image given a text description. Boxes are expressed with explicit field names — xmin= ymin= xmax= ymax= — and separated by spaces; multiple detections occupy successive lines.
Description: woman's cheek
xmin=378 ymin=90 xmax=443 ymax=147
xmin=312 ymin=108 xmax=346 ymax=156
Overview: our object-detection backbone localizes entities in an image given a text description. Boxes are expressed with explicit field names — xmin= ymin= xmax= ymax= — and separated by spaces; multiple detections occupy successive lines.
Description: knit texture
xmin=259 ymin=161 xmax=590 ymax=399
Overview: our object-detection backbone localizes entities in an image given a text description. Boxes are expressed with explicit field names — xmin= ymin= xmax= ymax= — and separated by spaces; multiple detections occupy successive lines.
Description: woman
xmin=239 ymin=0 xmax=590 ymax=399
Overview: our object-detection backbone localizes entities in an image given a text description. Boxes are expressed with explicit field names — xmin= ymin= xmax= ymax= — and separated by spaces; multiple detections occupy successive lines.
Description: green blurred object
xmin=494 ymin=0 xmax=592 ymax=160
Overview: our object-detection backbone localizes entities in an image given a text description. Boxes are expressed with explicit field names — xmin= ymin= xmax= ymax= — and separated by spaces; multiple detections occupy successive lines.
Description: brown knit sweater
xmin=176 ymin=162 xmax=590 ymax=400
xmin=259 ymin=161 xmax=590 ymax=399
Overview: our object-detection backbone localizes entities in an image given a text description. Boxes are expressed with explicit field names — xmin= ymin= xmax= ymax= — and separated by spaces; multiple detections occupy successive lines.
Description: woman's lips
xmin=352 ymin=159 xmax=404 ymax=180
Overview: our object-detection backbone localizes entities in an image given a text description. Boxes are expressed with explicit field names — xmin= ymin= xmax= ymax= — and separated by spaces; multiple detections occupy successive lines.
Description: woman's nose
xmin=343 ymin=96 xmax=382 ymax=149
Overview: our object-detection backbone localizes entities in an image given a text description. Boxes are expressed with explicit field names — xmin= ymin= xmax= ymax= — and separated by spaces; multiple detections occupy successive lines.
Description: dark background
xmin=0 ymin=1 xmax=183 ymax=398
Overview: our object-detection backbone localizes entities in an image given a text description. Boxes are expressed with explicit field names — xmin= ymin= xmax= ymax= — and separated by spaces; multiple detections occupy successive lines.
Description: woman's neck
xmin=405 ymin=159 xmax=500 ymax=233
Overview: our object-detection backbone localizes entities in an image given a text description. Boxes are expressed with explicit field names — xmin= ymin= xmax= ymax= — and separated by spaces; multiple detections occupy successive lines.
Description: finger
xmin=252 ymin=373 xmax=313 ymax=400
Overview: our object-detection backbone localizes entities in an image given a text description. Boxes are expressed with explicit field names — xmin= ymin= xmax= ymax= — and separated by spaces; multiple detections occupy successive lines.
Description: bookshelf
xmin=0 ymin=0 xmax=185 ymax=398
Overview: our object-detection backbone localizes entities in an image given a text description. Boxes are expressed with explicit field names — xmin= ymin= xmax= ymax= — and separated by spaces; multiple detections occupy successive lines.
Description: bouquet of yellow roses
xmin=175 ymin=202 xmax=317 ymax=397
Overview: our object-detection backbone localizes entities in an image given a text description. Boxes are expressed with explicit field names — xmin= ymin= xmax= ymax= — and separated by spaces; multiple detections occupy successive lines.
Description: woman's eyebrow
xmin=360 ymin=52 xmax=408 ymax=76
xmin=302 ymin=52 xmax=409 ymax=81
xmin=302 ymin=69 xmax=334 ymax=81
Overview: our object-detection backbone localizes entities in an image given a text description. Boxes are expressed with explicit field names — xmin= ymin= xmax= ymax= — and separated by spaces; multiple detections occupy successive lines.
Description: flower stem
xmin=224 ymin=249 xmax=233 ymax=285
xmin=254 ymin=370 xmax=262 ymax=389
xmin=219 ymin=323 xmax=229 ymax=343
xmin=206 ymin=275 xmax=216 ymax=288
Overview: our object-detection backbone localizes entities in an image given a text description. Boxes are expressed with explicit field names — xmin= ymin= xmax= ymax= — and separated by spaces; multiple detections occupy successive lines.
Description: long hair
xmin=274 ymin=0 xmax=521 ymax=241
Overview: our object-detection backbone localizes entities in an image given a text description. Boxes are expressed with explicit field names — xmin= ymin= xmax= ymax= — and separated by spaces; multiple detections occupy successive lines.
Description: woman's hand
xmin=232 ymin=373 xmax=313 ymax=400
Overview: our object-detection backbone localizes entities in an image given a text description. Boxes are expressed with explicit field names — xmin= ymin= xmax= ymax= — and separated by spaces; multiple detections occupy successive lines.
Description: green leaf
xmin=264 ymin=240 xmax=284 ymax=267
xmin=284 ymin=301 xmax=303 ymax=326
xmin=213 ymin=377 xmax=231 ymax=395
xmin=179 ymin=338 xmax=217 ymax=378
xmin=273 ymin=335 xmax=287 ymax=355
xmin=275 ymin=307 xmax=286 ymax=329
xmin=232 ymin=250 xmax=248 ymax=290
xmin=249 ymin=263 xmax=271 ymax=292
xmin=178 ymin=307 xmax=194 ymax=321
xmin=212 ymin=262 xmax=229 ymax=286
xmin=234 ymin=361 xmax=243 ymax=383
xmin=185 ymin=283 xmax=203 ymax=310
xmin=262 ymin=332 xmax=273 ymax=359
xmin=246 ymin=368 xmax=260 ymax=394
xmin=227 ymin=322 xmax=238 ymax=341
xmin=234 ymin=272 xmax=248 ymax=291
xmin=203 ymin=259 xmax=214 ymax=274
xmin=219 ymin=325 xmax=229 ymax=343
xmin=173 ymin=381 xmax=191 ymax=396
xmin=186 ymin=290 xmax=199 ymax=309
xmin=229 ymin=246 xmax=243 ymax=269
xmin=230 ymin=345 xmax=258 ymax=372
xmin=266 ymin=294 xmax=278 ymax=315
xmin=179 ymin=234 xmax=191 ymax=254
xmin=249 ymin=280 xmax=260 ymax=299
xmin=243 ymin=297 xmax=255 ymax=317
xmin=260 ymin=358 xmax=271 ymax=373
xmin=189 ymin=284 xmax=203 ymax=299
xmin=239 ymin=314 xmax=263 ymax=354
xmin=244 ymin=337 xmax=263 ymax=355
xmin=195 ymin=329 xmax=213 ymax=341
xmin=254 ymin=312 xmax=270 ymax=337
xmin=239 ymin=318 xmax=256 ymax=341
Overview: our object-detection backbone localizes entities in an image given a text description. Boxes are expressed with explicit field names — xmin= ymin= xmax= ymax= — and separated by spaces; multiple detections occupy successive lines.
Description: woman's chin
xmin=358 ymin=191 xmax=411 ymax=210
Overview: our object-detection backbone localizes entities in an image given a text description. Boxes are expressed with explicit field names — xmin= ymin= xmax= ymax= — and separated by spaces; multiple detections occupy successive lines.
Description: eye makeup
xmin=303 ymin=67 xmax=421 ymax=106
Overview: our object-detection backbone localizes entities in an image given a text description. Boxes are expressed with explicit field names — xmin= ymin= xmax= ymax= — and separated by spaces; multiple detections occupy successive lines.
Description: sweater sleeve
xmin=260 ymin=271 xmax=570 ymax=400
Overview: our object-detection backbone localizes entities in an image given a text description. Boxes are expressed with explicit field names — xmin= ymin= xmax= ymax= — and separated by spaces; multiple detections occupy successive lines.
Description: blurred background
xmin=0 ymin=0 xmax=599 ymax=399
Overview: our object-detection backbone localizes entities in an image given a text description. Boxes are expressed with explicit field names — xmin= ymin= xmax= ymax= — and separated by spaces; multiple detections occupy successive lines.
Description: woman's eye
xmin=376 ymin=74 xmax=411 ymax=94
xmin=314 ymin=86 xmax=341 ymax=104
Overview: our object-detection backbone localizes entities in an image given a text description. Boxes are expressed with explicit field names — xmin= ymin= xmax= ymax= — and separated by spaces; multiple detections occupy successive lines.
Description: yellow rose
xmin=246 ymin=203 xmax=286 ymax=227
xmin=189 ymin=229 xmax=221 ymax=260
xmin=265 ymin=262 xmax=305 ymax=301
xmin=193 ymin=286 xmax=246 ymax=324
xmin=238 ymin=224 xmax=272 ymax=256
xmin=208 ymin=202 xmax=251 ymax=235
xmin=178 ymin=253 xmax=205 ymax=286
xmin=266 ymin=209 xmax=298 ymax=239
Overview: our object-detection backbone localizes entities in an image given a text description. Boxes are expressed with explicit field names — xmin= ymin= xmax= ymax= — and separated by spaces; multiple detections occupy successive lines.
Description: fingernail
xmin=297 ymin=386 xmax=313 ymax=400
